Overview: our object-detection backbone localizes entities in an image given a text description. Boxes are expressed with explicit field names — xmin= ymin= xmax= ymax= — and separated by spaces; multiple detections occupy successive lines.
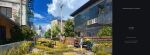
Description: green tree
xmin=97 ymin=25 xmax=112 ymax=37
xmin=44 ymin=29 xmax=51 ymax=38
xmin=64 ymin=19 xmax=75 ymax=37
xmin=51 ymin=25 xmax=60 ymax=37
xmin=21 ymin=25 xmax=35 ymax=39
xmin=11 ymin=25 xmax=23 ymax=41
xmin=11 ymin=25 xmax=35 ymax=41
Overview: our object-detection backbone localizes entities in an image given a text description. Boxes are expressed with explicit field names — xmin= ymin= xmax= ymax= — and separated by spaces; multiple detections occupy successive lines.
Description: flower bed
xmin=31 ymin=38 xmax=74 ymax=55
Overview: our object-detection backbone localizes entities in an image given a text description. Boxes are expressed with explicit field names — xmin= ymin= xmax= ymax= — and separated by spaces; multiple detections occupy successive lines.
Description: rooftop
xmin=70 ymin=0 xmax=99 ymax=16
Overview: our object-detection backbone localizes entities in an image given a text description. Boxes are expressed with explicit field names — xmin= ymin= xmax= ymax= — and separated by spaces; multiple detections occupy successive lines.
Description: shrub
xmin=36 ymin=38 xmax=54 ymax=48
xmin=11 ymin=25 xmax=35 ymax=42
xmin=35 ymin=41 xmax=73 ymax=55
xmin=64 ymin=19 xmax=75 ymax=37
xmin=1 ymin=41 xmax=32 ymax=55
xmin=97 ymin=25 xmax=112 ymax=37
xmin=11 ymin=25 xmax=23 ymax=41
xmin=52 ymin=37 xmax=60 ymax=41
xmin=21 ymin=25 xmax=35 ymax=39
xmin=92 ymin=42 xmax=112 ymax=55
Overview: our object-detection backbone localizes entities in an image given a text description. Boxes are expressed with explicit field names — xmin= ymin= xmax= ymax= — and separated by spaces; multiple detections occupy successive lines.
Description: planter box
xmin=0 ymin=41 xmax=22 ymax=54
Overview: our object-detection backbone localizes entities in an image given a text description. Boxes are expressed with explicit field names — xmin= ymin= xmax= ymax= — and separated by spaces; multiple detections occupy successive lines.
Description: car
xmin=83 ymin=41 xmax=93 ymax=50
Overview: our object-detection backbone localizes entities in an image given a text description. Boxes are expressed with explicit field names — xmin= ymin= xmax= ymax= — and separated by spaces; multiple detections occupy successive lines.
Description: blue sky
xmin=32 ymin=0 xmax=89 ymax=31
xmin=32 ymin=0 xmax=52 ymax=25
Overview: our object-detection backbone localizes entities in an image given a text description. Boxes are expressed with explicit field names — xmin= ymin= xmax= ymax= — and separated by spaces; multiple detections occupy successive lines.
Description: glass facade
xmin=74 ymin=0 xmax=112 ymax=37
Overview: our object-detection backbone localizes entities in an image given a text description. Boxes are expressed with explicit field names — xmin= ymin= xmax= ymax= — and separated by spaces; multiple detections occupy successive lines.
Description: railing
xmin=83 ymin=37 xmax=112 ymax=41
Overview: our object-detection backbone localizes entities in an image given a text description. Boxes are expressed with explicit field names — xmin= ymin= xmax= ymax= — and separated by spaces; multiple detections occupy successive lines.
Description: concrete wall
xmin=0 ymin=41 xmax=22 ymax=54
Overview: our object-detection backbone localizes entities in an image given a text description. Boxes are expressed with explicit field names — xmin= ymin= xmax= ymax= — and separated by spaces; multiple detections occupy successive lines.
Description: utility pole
xmin=60 ymin=4 xmax=63 ymax=34
xmin=59 ymin=1 xmax=64 ymax=42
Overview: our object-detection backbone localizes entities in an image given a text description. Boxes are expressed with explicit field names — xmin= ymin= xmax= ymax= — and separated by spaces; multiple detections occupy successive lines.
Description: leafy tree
xmin=97 ymin=25 xmax=112 ymax=37
xmin=11 ymin=25 xmax=23 ymax=41
xmin=51 ymin=25 xmax=60 ymax=37
xmin=44 ymin=29 xmax=51 ymax=38
xmin=21 ymin=25 xmax=35 ymax=39
xmin=64 ymin=19 xmax=75 ymax=37
xmin=11 ymin=25 xmax=35 ymax=41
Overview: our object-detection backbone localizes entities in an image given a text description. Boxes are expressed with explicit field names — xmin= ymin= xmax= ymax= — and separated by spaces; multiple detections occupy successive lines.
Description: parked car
xmin=74 ymin=39 xmax=93 ymax=50
xmin=83 ymin=41 xmax=93 ymax=50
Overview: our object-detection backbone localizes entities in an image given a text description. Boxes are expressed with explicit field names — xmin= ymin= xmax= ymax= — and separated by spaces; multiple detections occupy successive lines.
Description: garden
xmin=29 ymin=38 xmax=74 ymax=55
xmin=0 ymin=41 xmax=32 ymax=55
xmin=91 ymin=25 xmax=112 ymax=55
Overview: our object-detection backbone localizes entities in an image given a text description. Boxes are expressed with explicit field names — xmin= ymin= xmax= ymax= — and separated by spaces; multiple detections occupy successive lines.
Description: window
xmin=0 ymin=6 xmax=12 ymax=18
xmin=0 ymin=7 xmax=7 ymax=16
xmin=87 ymin=20 xmax=89 ymax=25
xmin=87 ymin=18 xmax=98 ymax=25
xmin=6 ymin=7 xmax=12 ymax=18
xmin=93 ymin=18 xmax=96 ymax=24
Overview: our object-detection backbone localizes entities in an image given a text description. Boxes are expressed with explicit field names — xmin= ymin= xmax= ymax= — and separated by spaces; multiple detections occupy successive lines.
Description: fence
xmin=83 ymin=37 xmax=112 ymax=41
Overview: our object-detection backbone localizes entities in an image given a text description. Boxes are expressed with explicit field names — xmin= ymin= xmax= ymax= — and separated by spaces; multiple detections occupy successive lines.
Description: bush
xmin=11 ymin=25 xmax=35 ymax=42
xmin=44 ymin=29 xmax=51 ymax=38
xmin=52 ymin=37 xmax=60 ymax=41
xmin=64 ymin=19 xmax=75 ymax=37
xmin=0 ymin=41 xmax=32 ymax=55
xmin=11 ymin=25 xmax=23 ymax=41
xmin=35 ymin=41 xmax=73 ymax=55
xmin=97 ymin=25 xmax=112 ymax=37
xmin=92 ymin=42 xmax=112 ymax=55
xmin=21 ymin=25 xmax=35 ymax=39
xmin=36 ymin=38 xmax=54 ymax=48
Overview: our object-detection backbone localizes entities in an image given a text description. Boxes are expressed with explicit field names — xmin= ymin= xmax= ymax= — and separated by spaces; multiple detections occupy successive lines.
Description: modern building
xmin=26 ymin=0 xmax=34 ymax=28
xmin=0 ymin=0 xmax=32 ymax=41
xmin=71 ymin=0 xmax=112 ymax=37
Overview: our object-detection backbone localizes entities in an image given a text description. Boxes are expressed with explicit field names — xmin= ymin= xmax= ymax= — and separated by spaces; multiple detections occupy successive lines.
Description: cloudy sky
xmin=32 ymin=0 xmax=89 ymax=31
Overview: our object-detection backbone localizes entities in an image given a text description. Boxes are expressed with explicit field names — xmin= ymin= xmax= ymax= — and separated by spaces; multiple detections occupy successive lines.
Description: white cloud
xmin=47 ymin=0 xmax=89 ymax=19
xmin=37 ymin=24 xmax=51 ymax=32
xmin=45 ymin=24 xmax=51 ymax=31
xmin=34 ymin=12 xmax=45 ymax=19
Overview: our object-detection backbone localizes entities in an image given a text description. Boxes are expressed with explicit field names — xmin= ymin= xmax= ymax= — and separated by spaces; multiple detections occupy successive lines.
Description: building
xmin=0 ymin=12 xmax=16 ymax=41
xmin=0 ymin=0 xmax=32 ymax=41
xmin=26 ymin=0 xmax=34 ymax=28
xmin=0 ymin=0 xmax=29 ymax=25
xmin=51 ymin=19 xmax=65 ymax=33
xmin=71 ymin=0 xmax=112 ymax=37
